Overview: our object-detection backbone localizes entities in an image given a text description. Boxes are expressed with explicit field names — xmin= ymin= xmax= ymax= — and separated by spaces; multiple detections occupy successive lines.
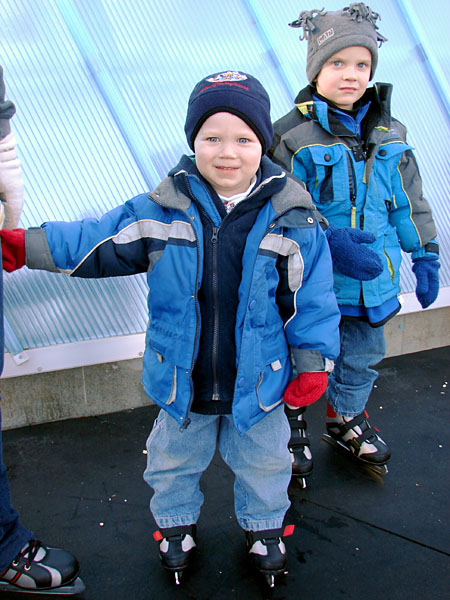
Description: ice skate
xmin=323 ymin=408 xmax=391 ymax=475
xmin=153 ymin=524 xmax=196 ymax=585
xmin=285 ymin=406 xmax=313 ymax=488
xmin=0 ymin=539 xmax=84 ymax=595
xmin=246 ymin=525 xmax=294 ymax=588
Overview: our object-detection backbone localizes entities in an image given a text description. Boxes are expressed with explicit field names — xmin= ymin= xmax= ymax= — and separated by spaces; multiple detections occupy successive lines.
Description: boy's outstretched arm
xmin=0 ymin=198 xmax=150 ymax=277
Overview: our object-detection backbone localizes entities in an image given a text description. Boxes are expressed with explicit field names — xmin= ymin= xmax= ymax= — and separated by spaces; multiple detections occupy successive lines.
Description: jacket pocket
xmin=382 ymin=228 xmax=402 ymax=284
xmin=145 ymin=343 xmax=178 ymax=405
xmin=308 ymin=145 xmax=345 ymax=204
xmin=256 ymin=355 xmax=290 ymax=412
xmin=372 ymin=142 xmax=409 ymax=199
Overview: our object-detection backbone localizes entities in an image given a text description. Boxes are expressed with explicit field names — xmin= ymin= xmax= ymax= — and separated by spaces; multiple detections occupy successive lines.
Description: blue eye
xmin=207 ymin=136 xmax=219 ymax=142
xmin=238 ymin=138 xmax=249 ymax=143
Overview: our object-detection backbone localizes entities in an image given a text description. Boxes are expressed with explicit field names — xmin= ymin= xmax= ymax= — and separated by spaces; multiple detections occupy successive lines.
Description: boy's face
xmin=315 ymin=46 xmax=372 ymax=110
xmin=194 ymin=112 xmax=262 ymax=197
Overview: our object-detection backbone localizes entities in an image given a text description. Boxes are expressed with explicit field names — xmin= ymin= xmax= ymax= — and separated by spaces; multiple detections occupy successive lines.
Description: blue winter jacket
xmin=25 ymin=156 xmax=340 ymax=434
xmin=270 ymin=84 xmax=438 ymax=311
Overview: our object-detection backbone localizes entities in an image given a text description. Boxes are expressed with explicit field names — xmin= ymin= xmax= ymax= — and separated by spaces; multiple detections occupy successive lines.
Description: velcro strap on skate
xmin=289 ymin=435 xmax=310 ymax=449
xmin=339 ymin=413 xmax=378 ymax=449
xmin=352 ymin=427 xmax=378 ymax=447
xmin=158 ymin=524 xmax=196 ymax=539
xmin=339 ymin=412 xmax=366 ymax=434
xmin=288 ymin=417 xmax=307 ymax=431
xmin=248 ymin=527 xmax=285 ymax=543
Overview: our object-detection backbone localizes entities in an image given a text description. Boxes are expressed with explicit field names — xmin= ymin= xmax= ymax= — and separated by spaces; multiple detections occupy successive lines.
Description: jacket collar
xmin=294 ymin=83 xmax=393 ymax=138
xmin=149 ymin=154 xmax=314 ymax=216
xmin=169 ymin=154 xmax=287 ymax=208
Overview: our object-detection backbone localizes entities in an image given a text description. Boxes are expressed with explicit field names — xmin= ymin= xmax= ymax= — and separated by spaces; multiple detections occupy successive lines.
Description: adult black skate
xmin=0 ymin=539 xmax=84 ymax=595
xmin=322 ymin=410 xmax=391 ymax=475
xmin=246 ymin=525 xmax=294 ymax=588
xmin=285 ymin=406 xmax=313 ymax=488
xmin=153 ymin=524 xmax=196 ymax=585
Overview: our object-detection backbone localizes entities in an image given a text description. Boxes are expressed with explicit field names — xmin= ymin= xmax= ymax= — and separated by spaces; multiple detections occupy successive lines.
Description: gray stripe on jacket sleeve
xmin=291 ymin=348 xmax=334 ymax=373
xmin=25 ymin=228 xmax=59 ymax=272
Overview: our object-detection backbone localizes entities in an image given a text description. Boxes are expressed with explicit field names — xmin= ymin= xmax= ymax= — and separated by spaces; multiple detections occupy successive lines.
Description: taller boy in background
xmin=269 ymin=4 xmax=439 ymax=479
xmin=0 ymin=71 xmax=341 ymax=587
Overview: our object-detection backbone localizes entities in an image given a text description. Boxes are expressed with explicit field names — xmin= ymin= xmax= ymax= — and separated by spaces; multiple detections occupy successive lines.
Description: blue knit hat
xmin=184 ymin=70 xmax=273 ymax=154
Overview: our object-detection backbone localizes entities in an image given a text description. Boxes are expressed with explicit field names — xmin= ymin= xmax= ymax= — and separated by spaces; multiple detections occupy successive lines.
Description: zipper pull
xmin=351 ymin=205 xmax=357 ymax=229
xmin=211 ymin=226 xmax=219 ymax=243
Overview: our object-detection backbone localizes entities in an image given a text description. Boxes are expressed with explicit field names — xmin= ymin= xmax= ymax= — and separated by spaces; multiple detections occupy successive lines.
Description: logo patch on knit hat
xmin=206 ymin=71 xmax=248 ymax=83
xmin=317 ymin=28 xmax=334 ymax=45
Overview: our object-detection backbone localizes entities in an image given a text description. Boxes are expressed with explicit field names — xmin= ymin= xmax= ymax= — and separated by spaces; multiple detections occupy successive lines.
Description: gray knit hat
xmin=289 ymin=3 xmax=387 ymax=83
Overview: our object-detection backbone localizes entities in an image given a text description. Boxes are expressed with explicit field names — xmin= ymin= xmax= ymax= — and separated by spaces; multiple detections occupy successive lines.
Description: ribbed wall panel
xmin=0 ymin=0 xmax=448 ymax=358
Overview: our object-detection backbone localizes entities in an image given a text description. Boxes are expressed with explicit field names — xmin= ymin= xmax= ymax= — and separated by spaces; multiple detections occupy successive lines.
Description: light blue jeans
xmin=143 ymin=406 xmax=291 ymax=532
xmin=327 ymin=320 xmax=386 ymax=417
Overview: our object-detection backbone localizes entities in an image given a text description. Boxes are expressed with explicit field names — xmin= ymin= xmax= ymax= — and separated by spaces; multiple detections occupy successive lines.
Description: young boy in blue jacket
xmin=0 ymin=71 xmax=340 ymax=586
xmin=269 ymin=4 xmax=440 ymax=479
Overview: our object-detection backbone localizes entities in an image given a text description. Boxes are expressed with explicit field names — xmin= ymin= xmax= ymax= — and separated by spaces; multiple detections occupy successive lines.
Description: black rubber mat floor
xmin=1 ymin=346 xmax=449 ymax=599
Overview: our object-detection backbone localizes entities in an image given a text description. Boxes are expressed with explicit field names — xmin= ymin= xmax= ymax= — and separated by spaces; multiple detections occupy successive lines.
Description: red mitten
xmin=0 ymin=228 xmax=26 ymax=272
xmin=283 ymin=372 xmax=328 ymax=407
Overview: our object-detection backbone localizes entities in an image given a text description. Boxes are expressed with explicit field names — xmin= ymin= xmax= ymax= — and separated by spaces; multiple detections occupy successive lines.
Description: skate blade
xmin=260 ymin=569 xmax=288 ymax=589
xmin=174 ymin=570 xmax=182 ymax=585
xmin=0 ymin=576 xmax=85 ymax=595
xmin=322 ymin=434 xmax=389 ymax=476
xmin=291 ymin=475 xmax=307 ymax=489
xmin=162 ymin=565 xmax=188 ymax=586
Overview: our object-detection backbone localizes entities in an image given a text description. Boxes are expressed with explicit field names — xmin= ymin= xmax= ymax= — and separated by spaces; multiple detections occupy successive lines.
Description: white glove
xmin=0 ymin=132 xmax=24 ymax=229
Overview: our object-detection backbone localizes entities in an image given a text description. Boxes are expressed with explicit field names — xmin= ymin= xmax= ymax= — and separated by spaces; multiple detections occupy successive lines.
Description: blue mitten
xmin=412 ymin=255 xmax=440 ymax=308
xmin=325 ymin=225 xmax=383 ymax=281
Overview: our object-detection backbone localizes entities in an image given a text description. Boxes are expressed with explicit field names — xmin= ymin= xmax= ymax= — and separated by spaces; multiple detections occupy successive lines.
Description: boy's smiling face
xmin=315 ymin=46 xmax=372 ymax=110
xmin=194 ymin=112 xmax=262 ymax=197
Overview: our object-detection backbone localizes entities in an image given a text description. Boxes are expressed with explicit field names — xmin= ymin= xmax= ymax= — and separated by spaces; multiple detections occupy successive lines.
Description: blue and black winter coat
xmin=270 ymin=84 xmax=437 ymax=317
xmin=25 ymin=155 xmax=340 ymax=434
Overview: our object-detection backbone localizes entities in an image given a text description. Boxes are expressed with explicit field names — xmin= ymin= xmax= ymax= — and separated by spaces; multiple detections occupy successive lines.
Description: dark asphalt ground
xmin=1 ymin=346 xmax=449 ymax=599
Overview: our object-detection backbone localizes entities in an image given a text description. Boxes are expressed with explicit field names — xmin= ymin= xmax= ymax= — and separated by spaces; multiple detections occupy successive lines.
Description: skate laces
xmin=12 ymin=540 xmax=42 ymax=569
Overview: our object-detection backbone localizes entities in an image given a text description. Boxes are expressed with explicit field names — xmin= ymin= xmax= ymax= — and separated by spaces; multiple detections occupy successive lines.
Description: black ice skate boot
xmin=323 ymin=404 xmax=391 ymax=475
xmin=153 ymin=524 xmax=197 ymax=585
xmin=285 ymin=405 xmax=313 ymax=488
xmin=246 ymin=525 xmax=294 ymax=588
xmin=0 ymin=539 xmax=84 ymax=595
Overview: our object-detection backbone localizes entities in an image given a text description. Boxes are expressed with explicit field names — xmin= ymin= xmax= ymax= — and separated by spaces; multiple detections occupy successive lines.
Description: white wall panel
xmin=0 ymin=0 xmax=447 ymax=371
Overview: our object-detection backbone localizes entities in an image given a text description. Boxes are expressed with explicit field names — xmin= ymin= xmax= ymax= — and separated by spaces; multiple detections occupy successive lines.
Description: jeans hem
xmin=155 ymin=516 xmax=198 ymax=529
xmin=238 ymin=518 xmax=285 ymax=532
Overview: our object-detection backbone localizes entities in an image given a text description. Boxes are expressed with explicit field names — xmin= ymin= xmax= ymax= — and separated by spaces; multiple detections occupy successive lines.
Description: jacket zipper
xmin=346 ymin=152 xmax=358 ymax=229
xmin=211 ymin=226 xmax=220 ymax=401
xmin=184 ymin=177 xmax=224 ymax=405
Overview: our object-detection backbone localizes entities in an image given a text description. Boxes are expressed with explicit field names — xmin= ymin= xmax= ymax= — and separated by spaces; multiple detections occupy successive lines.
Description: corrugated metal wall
xmin=0 ymin=0 xmax=448 ymax=360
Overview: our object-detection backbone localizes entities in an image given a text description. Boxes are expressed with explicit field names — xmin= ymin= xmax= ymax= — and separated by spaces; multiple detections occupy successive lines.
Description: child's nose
xmin=343 ymin=66 xmax=357 ymax=79
xmin=219 ymin=141 xmax=236 ymax=157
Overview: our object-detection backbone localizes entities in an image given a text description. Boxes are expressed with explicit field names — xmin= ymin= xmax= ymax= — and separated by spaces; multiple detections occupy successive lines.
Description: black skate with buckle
xmin=153 ymin=524 xmax=197 ymax=585
xmin=0 ymin=539 xmax=84 ymax=595
xmin=322 ymin=410 xmax=391 ymax=475
xmin=285 ymin=406 xmax=313 ymax=488
xmin=246 ymin=525 xmax=294 ymax=588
